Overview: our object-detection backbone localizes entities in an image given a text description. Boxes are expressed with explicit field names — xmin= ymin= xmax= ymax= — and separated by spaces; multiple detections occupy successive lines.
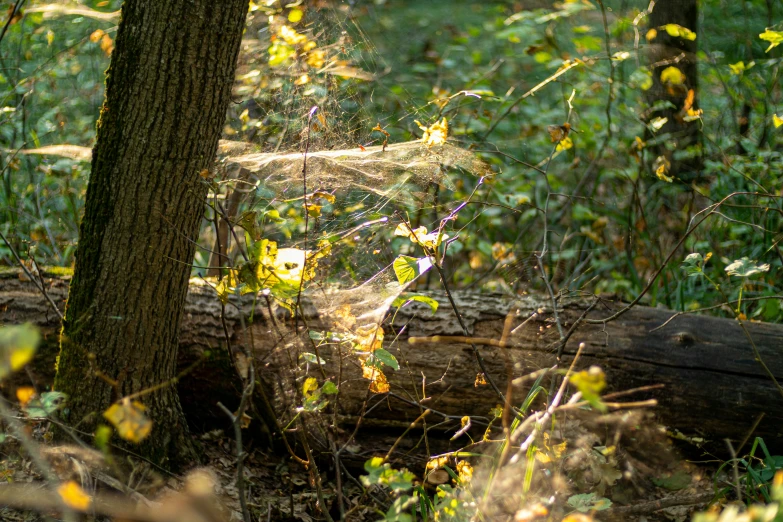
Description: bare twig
xmin=0 ymin=229 xmax=64 ymax=320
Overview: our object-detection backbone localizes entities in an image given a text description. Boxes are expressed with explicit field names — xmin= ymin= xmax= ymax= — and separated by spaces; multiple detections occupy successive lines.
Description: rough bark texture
xmin=53 ymin=0 xmax=250 ymax=467
xmin=4 ymin=270 xmax=783 ymax=450
xmin=646 ymin=0 xmax=701 ymax=175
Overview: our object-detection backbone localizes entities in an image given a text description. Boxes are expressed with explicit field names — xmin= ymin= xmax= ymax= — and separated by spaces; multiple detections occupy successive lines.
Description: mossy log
xmin=1 ymin=268 xmax=782 ymax=448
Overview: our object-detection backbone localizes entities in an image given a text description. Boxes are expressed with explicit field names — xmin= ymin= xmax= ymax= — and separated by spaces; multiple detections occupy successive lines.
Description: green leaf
xmin=264 ymin=209 xmax=286 ymax=223
xmin=570 ymin=366 xmax=607 ymax=412
xmin=681 ymin=253 xmax=705 ymax=277
xmin=629 ymin=67 xmax=653 ymax=91
xmin=362 ymin=458 xmax=415 ymax=493
xmin=393 ymin=256 xmax=432 ymax=285
xmin=652 ymin=470 xmax=691 ymax=491
xmin=391 ymin=294 xmax=439 ymax=314
xmin=300 ymin=352 xmax=326 ymax=365
xmin=725 ymin=257 xmax=770 ymax=278
xmin=0 ymin=324 xmax=40 ymax=379
xmin=567 ymin=492 xmax=612 ymax=512
xmin=24 ymin=391 xmax=66 ymax=419
xmin=322 ymin=381 xmax=339 ymax=395
xmin=373 ymin=348 xmax=400 ymax=371
xmin=94 ymin=425 xmax=112 ymax=452
xmin=238 ymin=211 xmax=260 ymax=240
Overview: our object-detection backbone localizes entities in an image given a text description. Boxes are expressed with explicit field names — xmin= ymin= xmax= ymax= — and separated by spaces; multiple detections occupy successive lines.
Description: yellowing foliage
xmin=16 ymin=386 xmax=35 ymax=406
xmin=303 ymin=377 xmax=319 ymax=398
xmin=57 ymin=481 xmax=92 ymax=511
xmin=653 ymin=155 xmax=673 ymax=183
xmin=660 ymin=66 xmax=684 ymax=85
xmin=760 ymin=29 xmax=783 ymax=52
xmin=0 ymin=323 xmax=40 ymax=379
xmin=103 ymin=399 xmax=152 ymax=443
xmin=456 ymin=460 xmax=473 ymax=483
xmin=394 ymin=223 xmax=449 ymax=250
xmin=362 ymin=363 xmax=389 ymax=393
xmin=415 ymin=117 xmax=448 ymax=147
xmin=661 ymin=24 xmax=696 ymax=40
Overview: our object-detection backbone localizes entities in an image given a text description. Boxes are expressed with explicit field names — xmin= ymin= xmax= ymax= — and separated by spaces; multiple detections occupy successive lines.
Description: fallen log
xmin=1 ymin=267 xmax=782 ymax=449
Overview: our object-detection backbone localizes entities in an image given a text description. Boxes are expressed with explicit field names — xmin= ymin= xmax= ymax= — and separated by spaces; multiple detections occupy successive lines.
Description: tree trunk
xmin=646 ymin=0 xmax=701 ymax=176
xmin=6 ymin=270 xmax=783 ymax=451
xmin=54 ymin=0 xmax=249 ymax=467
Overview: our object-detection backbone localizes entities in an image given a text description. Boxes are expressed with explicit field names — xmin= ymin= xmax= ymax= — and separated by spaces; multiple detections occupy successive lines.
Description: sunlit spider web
xmin=199 ymin=1 xmax=494 ymax=334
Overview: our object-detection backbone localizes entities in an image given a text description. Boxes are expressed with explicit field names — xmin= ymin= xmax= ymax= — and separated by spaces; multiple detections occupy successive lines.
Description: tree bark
xmin=5 ymin=269 xmax=783 ymax=451
xmin=53 ymin=0 xmax=249 ymax=467
xmin=646 ymin=0 xmax=701 ymax=176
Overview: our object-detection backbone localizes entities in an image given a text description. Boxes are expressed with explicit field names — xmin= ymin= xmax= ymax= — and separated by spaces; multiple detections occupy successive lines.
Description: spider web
xmin=201 ymin=1 xmax=492 ymax=334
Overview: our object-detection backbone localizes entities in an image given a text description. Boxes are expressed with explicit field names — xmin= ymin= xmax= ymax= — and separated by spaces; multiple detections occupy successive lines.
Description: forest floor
xmin=0 ymin=414 xmax=722 ymax=522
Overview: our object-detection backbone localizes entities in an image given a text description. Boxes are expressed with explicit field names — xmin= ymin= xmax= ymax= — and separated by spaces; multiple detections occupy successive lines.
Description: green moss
xmin=44 ymin=266 xmax=74 ymax=277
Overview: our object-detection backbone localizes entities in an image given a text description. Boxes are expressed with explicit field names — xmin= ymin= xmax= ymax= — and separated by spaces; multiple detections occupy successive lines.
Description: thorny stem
xmin=295 ymin=106 xmax=319 ymax=331
xmin=536 ymin=142 xmax=565 ymax=340
xmin=382 ymin=409 xmax=430 ymax=465
xmin=431 ymin=260 xmax=509 ymax=404
xmin=298 ymin=416 xmax=335 ymax=522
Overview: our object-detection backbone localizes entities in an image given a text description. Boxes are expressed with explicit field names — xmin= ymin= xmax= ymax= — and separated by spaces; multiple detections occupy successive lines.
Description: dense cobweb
xmin=200 ymin=1 xmax=493 ymax=328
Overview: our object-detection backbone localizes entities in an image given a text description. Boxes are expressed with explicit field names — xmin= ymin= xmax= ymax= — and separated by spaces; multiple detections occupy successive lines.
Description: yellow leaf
xmin=16 ymin=387 xmax=35 ymax=406
xmin=214 ymin=279 xmax=230 ymax=305
xmin=456 ymin=460 xmax=473 ymax=483
xmin=355 ymin=324 xmax=384 ymax=352
xmin=646 ymin=28 xmax=657 ymax=41
xmin=660 ymin=66 xmax=684 ymax=85
xmin=426 ymin=456 xmax=448 ymax=470
xmin=683 ymin=107 xmax=703 ymax=122
xmin=362 ymin=363 xmax=389 ymax=393
xmin=103 ymin=399 xmax=152 ymax=443
xmin=0 ymin=323 xmax=40 ymax=379
xmin=303 ymin=377 xmax=318 ymax=398
xmin=552 ymin=440 xmax=568 ymax=458
xmin=535 ymin=450 xmax=552 ymax=464
xmin=278 ymin=25 xmax=308 ymax=46
xmin=46 ymin=30 xmax=55 ymax=46
xmin=759 ymin=29 xmax=783 ymax=52
xmin=773 ymin=114 xmax=783 ymax=128
xmin=100 ymin=33 xmax=113 ymax=56
xmin=563 ymin=515 xmax=593 ymax=522
xmin=661 ymin=24 xmax=696 ymax=40
xmin=728 ymin=61 xmax=747 ymax=75
xmin=287 ymin=8 xmax=303 ymax=23
xmin=653 ymin=155 xmax=673 ymax=182
xmin=57 ymin=481 xmax=92 ymax=511
xmin=570 ymin=366 xmax=607 ymax=407
xmin=294 ymin=74 xmax=310 ymax=86
xmin=415 ymin=118 xmax=448 ymax=147
xmin=89 ymin=29 xmax=104 ymax=43
xmin=649 ymin=116 xmax=668 ymax=131
xmin=555 ymin=136 xmax=573 ymax=152
xmin=306 ymin=49 xmax=325 ymax=68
